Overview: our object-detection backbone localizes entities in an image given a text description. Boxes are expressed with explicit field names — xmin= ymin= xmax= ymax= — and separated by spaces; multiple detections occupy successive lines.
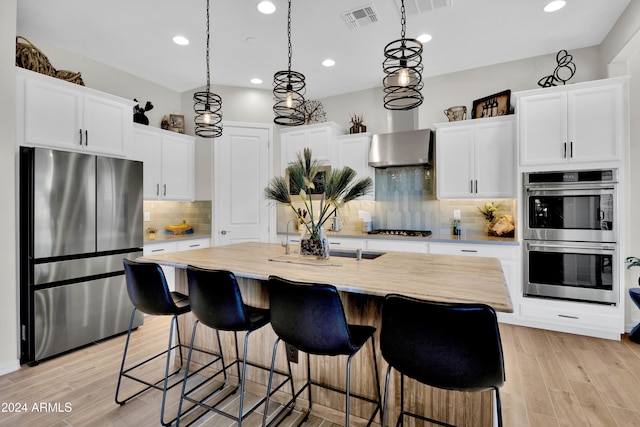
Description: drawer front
xmin=366 ymin=239 xmax=428 ymax=253
xmin=429 ymin=242 xmax=517 ymax=260
xmin=143 ymin=242 xmax=178 ymax=255
xmin=177 ymin=238 xmax=210 ymax=251
xmin=520 ymin=303 xmax=620 ymax=330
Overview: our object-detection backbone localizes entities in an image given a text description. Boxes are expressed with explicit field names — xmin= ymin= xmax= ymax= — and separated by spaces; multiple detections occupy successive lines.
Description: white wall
xmin=180 ymin=84 xmax=275 ymax=200
xmin=317 ymin=46 xmax=605 ymax=136
xmin=0 ymin=0 xmax=18 ymax=374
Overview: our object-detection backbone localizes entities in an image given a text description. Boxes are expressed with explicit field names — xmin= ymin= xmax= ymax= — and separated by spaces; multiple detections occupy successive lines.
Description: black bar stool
xmin=380 ymin=294 xmax=506 ymax=427
xmin=115 ymin=259 xmax=221 ymax=426
xmin=263 ymin=275 xmax=382 ymax=427
xmin=176 ymin=266 xmax=294 ymax=427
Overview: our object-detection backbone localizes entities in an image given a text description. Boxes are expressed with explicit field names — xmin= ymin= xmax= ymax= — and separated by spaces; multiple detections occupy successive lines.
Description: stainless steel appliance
xmin=524 ymin=240 xmax=618 ymax=304
xmin=368 ymin=128 xmax=433 ymax=167
xmin=19 ymin=147 xmax=144 ymax=364
xmin=523 ymin=169 xmax=617 ymax=243
xmin=523 ymin=169 xmax=619 ymax=304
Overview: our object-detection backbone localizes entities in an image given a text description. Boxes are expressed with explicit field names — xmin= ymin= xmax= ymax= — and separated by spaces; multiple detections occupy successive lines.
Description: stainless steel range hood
xmin=368 ymin=128 xmax=433 ymax=168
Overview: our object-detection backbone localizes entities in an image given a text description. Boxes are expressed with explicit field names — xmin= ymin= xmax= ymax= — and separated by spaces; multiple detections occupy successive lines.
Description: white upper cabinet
xmin=131 ymin=124 xmax=194 ymax=201
xmin=336 ymin=133 xmax=374 ymax=200
xmin=280 ymin=122 xmax=346 ymax=171
xmin=517 ymin=78 xmax=625 ymax=167
xmin=435 ymin=116 xmax=515 ymax=199
xmin=17 ymin=68 xmax=133 ymax=157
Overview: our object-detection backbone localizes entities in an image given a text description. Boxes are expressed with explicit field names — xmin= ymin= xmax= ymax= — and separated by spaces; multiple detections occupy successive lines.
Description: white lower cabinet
xmin=366 ymin=239 xmax=428 ymax=253
xmin=428 ymin=242 xmax=521 ymax=320
xmin=177 ymin=237 xmax=211 ymax=251
xmin=328 ymin=237 xmax=366 ymax=250
xmin=143 ymin=238 xmax=210 ymax=291
xmin=143 ymin=242 xmax=177 ymax=291
xmin=518 ymin=298 xmax=623 ymax=340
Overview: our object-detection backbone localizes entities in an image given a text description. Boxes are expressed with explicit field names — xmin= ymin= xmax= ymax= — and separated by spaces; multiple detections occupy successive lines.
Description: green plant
xmin=264 ymin=148 xmax=372 ymax=240
xmin=626 ymin=257 xmax=640 ymax=269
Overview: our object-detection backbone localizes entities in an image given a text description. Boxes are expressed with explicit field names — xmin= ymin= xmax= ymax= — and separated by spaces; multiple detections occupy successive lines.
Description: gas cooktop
xmin=368 ymin=229 xmax=432 ymax=237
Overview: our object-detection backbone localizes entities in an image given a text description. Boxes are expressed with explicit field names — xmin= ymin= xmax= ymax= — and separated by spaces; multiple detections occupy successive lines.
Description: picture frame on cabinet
xmin=287 ymin=165 xmax=330 ymax=200
xmin=472 ymin=89 xmax=511 ymax=119
xmin=169 ymin=114 xmax=185 ymax=133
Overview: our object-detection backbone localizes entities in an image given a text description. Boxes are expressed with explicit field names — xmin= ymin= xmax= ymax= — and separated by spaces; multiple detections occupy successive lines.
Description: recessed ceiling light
xmin=544 ymin=1 xmax=566 ymax=12
xmin=251 ymin=78 xmax=263 ymax=84
xmin=417 ymin=33 xmax=433 ymax=43
xmin=322 ymin=59 xmax=336 ymax=67
xmin=257 ymin=1 xmax=276 ymax=14
xmin=172 ymin=35 xmax=189 ymax=46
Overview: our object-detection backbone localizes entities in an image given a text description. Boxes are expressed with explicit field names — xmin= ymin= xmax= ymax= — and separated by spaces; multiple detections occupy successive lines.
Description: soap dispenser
xmin=452 ymin=210 xmax=461 ymax=236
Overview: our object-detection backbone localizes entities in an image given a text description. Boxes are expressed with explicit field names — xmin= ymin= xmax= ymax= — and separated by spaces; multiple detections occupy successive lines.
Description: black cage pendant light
xmin=194 ymin=0 xmax=223 ymax=138
xmin=382 ymin=0 xmax=424 ymax=110
xmin=273 ymin=0 xmax=305 ymax=126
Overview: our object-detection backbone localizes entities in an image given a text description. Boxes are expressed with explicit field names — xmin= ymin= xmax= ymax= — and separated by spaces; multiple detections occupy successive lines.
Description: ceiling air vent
xmin=342 ymin=4 xmax=379 ymax=30
xmin=395 ymin=0 xmax=453 ymax=16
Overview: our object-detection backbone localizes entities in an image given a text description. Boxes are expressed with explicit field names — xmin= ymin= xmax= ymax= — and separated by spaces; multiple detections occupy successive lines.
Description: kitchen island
xmin=140 ymin=242 xmax=512 ymax=426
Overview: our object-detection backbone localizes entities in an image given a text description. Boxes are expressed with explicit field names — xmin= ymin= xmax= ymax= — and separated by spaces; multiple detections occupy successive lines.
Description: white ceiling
xmin=16 ymin=0 xmax=630 ymax=99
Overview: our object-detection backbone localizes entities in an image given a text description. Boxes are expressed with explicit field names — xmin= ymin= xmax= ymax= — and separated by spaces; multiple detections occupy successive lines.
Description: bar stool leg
xmin=115 ymin=308 xmax=138 ymax=405
xmin=381 ymin=365 xmax=392 ymax=427
xmin=160 ymin=314 xmax=179 ymax=426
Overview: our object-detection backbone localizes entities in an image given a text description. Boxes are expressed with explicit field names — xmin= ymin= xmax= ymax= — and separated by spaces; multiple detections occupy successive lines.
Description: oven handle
xmin=527 ymin=243 xmax=616 ymax=251
xmin=525 ymin=186 xmax=615 ymax=192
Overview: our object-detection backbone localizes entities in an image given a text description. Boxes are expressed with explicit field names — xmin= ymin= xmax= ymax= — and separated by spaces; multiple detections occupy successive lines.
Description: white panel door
xmin=215 ymin=124 xmax=271 ymax=246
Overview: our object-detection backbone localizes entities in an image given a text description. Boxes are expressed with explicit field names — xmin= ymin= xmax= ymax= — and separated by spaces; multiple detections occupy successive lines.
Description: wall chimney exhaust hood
xmin=368 ymin=128 xmax=433 ymax=168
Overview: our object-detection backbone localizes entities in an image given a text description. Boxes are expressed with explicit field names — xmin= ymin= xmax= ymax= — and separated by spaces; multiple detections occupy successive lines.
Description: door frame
xmin=212 ymin=121 xmax=275 ymax=246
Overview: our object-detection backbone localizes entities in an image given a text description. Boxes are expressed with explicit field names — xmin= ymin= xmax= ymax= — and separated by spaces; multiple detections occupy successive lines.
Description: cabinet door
xmin=281 ymin=130 xmax=308 ymax=169
xmin=161 ymin=133 xmax=194 ymax=201
xmin=281 ymin=124 xmax=336 ymax=172
xmin=131 ymin=127 xmax=162 ymax=200
xmin=518 ymin=92 xmax=567 ymax=166
xmin=83 ymin=94 xmax=131 ymax=157
xmin=24 ymin=77 xmax=82 ymax=149
xmin=336 ymin=134 xmax=374 ymax=200
xmin=474 ymin=119 xmax=515 ymax=198
xmin=436 ymin=126 xmax=474 ymax=198
xmin=568 ymin=85 xmax=621 ymax=163
xmin=306 ymin=127 xmax=333 ymax=164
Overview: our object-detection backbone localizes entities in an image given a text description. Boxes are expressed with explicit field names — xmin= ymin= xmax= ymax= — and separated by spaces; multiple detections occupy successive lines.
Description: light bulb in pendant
xmin=203 ymin=105 xmax=212 ymax=124
xmin=286 ymin=91 xmax=293 ymax=108
xmin=398 ymin=68 xmax=410 ymax=87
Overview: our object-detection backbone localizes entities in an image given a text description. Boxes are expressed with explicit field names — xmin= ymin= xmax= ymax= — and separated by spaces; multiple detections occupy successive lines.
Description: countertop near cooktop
xmin=281 ymin=230 xmax=519 ymax=246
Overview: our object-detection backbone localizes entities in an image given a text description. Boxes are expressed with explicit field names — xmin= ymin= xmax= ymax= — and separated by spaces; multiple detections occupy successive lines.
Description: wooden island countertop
xmin=140 ymin=241 xmax=512 ymax=313
xmin=139 ymin=241 xmax=511 ymax=426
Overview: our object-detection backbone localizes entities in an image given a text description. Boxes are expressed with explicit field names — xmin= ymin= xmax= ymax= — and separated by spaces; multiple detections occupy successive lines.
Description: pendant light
xmin=194 ymin=0 xmax=223 ymax=138
xmin=382 ymin=0 xmax=424 ymax=110
xmin=273 ymin=0 xmax=306 ymax=126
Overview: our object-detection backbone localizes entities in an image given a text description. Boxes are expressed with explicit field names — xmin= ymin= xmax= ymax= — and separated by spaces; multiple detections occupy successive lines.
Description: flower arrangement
xmin=264 ymin=148 xmax=372 ymax=244
xmin=476 ymin=201 xmax=503 ymax=223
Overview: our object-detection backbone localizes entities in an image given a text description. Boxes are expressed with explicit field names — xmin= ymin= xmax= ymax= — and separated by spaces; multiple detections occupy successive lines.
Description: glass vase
xmin=299 ymin=226 xmax=329 ymax=260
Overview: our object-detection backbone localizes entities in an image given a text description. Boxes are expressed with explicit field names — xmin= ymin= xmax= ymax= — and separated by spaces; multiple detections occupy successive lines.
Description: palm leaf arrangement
xmin=264 ymin=148 xmax=373 ymax=240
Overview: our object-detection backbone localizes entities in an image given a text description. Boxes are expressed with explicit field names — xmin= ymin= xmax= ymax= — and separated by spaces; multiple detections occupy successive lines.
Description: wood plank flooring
xmin=1 ymin=316 xmax=640 ymax=426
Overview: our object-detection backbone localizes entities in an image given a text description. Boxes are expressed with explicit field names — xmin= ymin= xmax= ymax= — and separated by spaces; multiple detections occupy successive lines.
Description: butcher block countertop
xmin=140 ymin=241 xmax=513 ymax=313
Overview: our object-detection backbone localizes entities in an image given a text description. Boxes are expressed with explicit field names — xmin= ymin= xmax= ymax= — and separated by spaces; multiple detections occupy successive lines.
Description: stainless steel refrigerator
xmin=19 ymin=146 xmax=144 ymax=365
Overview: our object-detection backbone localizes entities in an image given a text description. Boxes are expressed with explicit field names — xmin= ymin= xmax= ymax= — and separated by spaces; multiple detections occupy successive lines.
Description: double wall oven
xmin=523 ymin=169 xmax=618 ymax=305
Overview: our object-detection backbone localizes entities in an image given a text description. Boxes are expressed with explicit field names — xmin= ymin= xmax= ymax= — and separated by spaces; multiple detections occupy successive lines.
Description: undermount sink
xmin=329 ymin=249 xmax=385 ymax=260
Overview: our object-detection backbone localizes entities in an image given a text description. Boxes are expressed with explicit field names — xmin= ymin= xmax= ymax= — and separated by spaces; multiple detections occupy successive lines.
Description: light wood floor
xmin=1 ymin=316 xmax=640 ymax=427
